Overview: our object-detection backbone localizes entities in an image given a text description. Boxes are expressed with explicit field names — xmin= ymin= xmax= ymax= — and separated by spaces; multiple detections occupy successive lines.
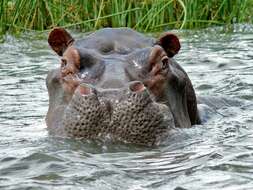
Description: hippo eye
xmin=161 ymin=57 xmax=169 ymax=70
xmin=61 ymin=58 xmax=67 ymax=67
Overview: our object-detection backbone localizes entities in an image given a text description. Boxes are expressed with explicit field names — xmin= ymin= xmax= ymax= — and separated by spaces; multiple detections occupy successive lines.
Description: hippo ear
xmin=156 ymin=33 xmax=181 ymax=57
xmin=48 ymin=27 xmax=74 ymax=56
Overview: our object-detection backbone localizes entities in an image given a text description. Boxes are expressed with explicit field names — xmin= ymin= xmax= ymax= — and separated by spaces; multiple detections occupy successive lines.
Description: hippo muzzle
xmin=62 ymin=81 xmax=173 ymax=146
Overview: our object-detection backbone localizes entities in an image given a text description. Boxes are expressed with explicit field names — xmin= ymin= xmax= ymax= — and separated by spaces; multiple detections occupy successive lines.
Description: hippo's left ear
xmin=48 ymin=27 xmax=74 ymax=56
xmin=156 ymin=33 xmax=181 ymax=57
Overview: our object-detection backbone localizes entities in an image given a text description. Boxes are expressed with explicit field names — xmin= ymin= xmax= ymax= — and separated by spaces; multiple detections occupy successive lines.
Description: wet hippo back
xmin=74 ymin=28 xmax=156 ymax=54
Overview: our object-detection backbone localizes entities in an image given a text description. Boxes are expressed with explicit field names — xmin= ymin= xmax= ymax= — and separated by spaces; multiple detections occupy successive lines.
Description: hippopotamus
xmin=46 ymin=27 xmax=201 ymax=146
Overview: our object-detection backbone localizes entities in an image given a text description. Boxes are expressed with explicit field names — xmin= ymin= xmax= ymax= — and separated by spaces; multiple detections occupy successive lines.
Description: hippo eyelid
xmin=161 ymin=56 xmax=169 ymax=70
xmin=61 ymin=58 xmax=67 ymax=67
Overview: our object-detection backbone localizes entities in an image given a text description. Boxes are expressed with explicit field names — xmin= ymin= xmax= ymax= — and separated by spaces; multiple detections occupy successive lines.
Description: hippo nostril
xmin=127 ymin=81 xmax=152 ymax=105
xmin=129 ymin=81 xmax=146 ymax=93
xmin=77 ymin=83 xmax=93 ymax=95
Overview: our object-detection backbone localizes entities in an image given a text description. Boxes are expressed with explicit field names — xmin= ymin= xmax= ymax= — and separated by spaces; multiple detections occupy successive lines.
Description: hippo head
xmin=46 ymin=27 xmax=199 ymax=146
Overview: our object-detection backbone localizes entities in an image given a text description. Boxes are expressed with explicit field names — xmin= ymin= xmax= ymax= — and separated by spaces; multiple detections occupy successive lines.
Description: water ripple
xmin=0 ymin=24 xmax=253 ymax=189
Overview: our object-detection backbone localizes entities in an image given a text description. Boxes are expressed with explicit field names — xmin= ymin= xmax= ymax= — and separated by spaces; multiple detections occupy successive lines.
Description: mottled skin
xmin=46 ymin=27 xmax=200 ymax=146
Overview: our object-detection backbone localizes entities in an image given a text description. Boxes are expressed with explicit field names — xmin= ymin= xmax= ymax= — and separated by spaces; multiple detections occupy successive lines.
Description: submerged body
xmin=46 ymin=27 xmax=200 ymax=146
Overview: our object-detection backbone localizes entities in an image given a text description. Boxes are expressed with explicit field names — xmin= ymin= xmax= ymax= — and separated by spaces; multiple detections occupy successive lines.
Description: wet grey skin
xmin=109 ymin=82 xmax=174 ymax=146
xmin=62 ymin=83 xmax=111 ymax=139
xmin=46 ymin=27 xmax=200 ymax=146
xmin=62 ymin=82 xmax=174 ymax=146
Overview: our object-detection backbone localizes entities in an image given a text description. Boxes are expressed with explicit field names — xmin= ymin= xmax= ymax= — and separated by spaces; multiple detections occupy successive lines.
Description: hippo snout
xmin=62 ymin=83 xmax=111 ymax=138
xmin=62 ymin=81 xmax=173 ymax=145
xmin=111 ymin=81 xmax=174 ymax=146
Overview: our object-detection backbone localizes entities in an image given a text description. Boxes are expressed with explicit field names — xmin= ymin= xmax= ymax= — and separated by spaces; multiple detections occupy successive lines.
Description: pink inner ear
xmin=158 ymin=33 xmax=181 ymax=57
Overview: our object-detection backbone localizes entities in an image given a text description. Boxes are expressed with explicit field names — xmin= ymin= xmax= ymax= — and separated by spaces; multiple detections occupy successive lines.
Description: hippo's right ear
xmin=156 ymin=32 xmax=181 ymax=57
xmin=48 ymin=27 xmax=74 ymax=56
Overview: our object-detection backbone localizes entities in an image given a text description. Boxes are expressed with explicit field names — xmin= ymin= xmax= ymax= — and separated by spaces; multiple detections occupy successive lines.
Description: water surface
xmin=0 ymin=25 xmax=253 ymax=190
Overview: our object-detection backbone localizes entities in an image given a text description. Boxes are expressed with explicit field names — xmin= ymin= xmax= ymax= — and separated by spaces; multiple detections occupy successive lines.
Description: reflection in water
xmin=0 ymin=25 xmax=253 ymax=190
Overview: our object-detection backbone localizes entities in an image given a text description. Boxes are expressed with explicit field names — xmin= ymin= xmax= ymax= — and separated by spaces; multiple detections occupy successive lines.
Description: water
xmin=0 ymin=25 xmax=253 ymax=190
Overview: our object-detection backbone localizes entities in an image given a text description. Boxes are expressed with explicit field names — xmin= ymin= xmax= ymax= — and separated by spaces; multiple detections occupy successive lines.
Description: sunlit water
xmin=0 ymin=25 xmax=253 ymax=190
